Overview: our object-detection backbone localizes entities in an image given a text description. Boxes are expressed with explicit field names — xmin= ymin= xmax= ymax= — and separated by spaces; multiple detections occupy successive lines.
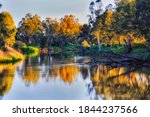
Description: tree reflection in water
xmin=0 ymin=62 xmax=21 ymax=99
xmin=89 ymin=65 xmax=150 ymax=100
xmin=1 ymin=55 xmax=150 ymax=100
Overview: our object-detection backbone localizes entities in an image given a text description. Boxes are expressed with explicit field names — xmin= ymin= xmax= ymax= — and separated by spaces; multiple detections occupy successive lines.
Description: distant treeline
xmin=0 ymin=0 xmax=150 ymax=51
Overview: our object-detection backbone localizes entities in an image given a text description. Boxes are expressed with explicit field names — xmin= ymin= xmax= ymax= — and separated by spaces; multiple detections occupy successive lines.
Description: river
xmin=0 ymin=54 xmax=150 ymax=100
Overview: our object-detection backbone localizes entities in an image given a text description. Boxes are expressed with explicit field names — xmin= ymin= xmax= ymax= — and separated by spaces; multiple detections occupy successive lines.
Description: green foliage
xmin=111 ymin=45 xmax=126 ymax=53
xmin=89 ymin=0 xmax=146 ymax=53
xmin=21 ymin=46 xmax=39 ymax=56
xmin=136 ymin=0 xmax=150 ymax=44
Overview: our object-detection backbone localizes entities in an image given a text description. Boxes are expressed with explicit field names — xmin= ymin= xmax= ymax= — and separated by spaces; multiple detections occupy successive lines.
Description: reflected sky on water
xmin=0 ymin=54 xmax=150 ymax=100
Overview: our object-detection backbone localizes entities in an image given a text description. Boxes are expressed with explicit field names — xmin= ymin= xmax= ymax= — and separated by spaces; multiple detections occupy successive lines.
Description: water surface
xmin=0 ymin=54 xmax=150 ymax=100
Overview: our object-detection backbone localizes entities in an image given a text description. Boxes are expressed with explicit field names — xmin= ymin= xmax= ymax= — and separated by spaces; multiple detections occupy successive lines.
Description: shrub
xmin=21 ymin=46 xmax=39 ymax=55
xmin=82 ymin=40 xmax=90 ymax=48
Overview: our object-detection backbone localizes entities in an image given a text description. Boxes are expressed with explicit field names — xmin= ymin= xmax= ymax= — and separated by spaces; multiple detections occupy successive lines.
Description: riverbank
xmin=0 ymin=46 xmax=24 ymax=63
xmin=46 ymin=43 xmax=150 ymax=66
xmin=48 ymin=43 xmax=149 ymax=57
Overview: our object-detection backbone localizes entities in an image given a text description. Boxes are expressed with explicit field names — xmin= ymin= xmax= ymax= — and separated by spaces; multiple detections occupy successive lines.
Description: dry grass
xmin=0 ymin=46 xmax=24 ymax=63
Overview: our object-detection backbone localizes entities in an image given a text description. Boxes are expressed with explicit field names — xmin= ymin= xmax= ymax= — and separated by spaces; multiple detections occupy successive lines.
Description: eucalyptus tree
xmin=88 ymin=0 xmax=103 ymax=28
xmin=18 ymin=13 xmax=44 ymax=45
xmin=136 ymin=0 xmax=150 ymax=44
xmin=42 ymin=17 xmax=60 ymax=48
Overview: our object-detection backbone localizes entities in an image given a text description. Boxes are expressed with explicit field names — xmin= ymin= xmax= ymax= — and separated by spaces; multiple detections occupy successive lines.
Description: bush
xmin=82 ymin=40 xmax=91 ymax=48
xmin=21 ymin=46 xmax=39 ymax=55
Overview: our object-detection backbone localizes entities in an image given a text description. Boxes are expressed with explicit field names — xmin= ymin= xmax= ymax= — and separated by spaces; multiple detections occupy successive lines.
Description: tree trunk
xmin=124 ymin=37 xmax=132 ymax=53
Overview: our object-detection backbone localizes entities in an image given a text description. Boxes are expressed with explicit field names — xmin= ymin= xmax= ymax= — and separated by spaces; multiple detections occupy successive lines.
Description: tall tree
xmin=88 ymin=0 xmax=103 ymax=27
xmin=42 ymin=17 xmax=60 ymax=48
xmin=18 ymin=13 xmax=44 ymax=45
xmin=136 ymin=0 xmax=150 ymax=44
xmin=0 ymin=12 xmax=17 ymax=47
xmin=59 ymin=15 xmax=81 ymax=41
xmin=113 ymin=0 xmax=137 ymax=52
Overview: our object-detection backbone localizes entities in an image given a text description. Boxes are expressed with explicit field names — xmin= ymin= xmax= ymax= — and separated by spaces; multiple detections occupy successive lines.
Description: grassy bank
xmin=0 ymin=46 xmax=24 ymax=63
xmin=49 ymin=43 xmax=149 ymax=60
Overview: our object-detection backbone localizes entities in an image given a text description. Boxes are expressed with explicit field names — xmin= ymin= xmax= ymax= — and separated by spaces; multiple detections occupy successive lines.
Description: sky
xmin=0 ymin=0 xmax=114 ymax=26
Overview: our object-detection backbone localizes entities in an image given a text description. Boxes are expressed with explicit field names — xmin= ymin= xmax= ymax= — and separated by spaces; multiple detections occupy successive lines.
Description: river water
xmin=0 ymin=54 xmax=150 ymax=100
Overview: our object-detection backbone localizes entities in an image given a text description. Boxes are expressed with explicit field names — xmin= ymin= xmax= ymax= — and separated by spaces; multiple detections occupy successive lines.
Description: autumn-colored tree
xmin=18 ymin=13 xmax=44 ymax=45
xmin=59 ymin=15 xmax=81 ymax=40
xmin=0 ymin=12 xmax=17 ymax=47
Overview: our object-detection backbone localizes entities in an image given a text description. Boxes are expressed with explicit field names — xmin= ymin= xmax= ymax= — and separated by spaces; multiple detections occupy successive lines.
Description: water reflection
xmin=89 ymin=65 xmax=150 ymax=100
xmin=50 ymin=65 xmax=79 ymax=84
xmin=0 ymin=62 xmax=21 ymax=99
xmin=0 ymin=54 xmax=150 ymax=100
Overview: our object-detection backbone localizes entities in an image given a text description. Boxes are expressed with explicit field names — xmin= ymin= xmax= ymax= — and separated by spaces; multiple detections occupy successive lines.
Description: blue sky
xmin=0 ymin=0 xmax=114 ymax=26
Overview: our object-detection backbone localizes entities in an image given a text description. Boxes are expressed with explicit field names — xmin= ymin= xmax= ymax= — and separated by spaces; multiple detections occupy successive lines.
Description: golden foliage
xmin=0 ymin=12 xmax=17 ymax=46
xmin=60 ymin=15 xmax=81 ymax=38
xmin=51 ymin=65 xmax=79 ymax=84
xmin=0 ymin=46 xmax=24 ymax=62
xmin=90 ymin=65 xmax=149 ymax=99
xmin=105 ymin=10 xmax=113 ymax=27
xmin=23 ymin=66 xmax=40 ymax=86
xmin=0 ymin=62 xmax=21 ymax=96
xmin=19 ymin=14 xmax=44 ymax=38
xmin=82 ymin=40 xmax=91 ymax=48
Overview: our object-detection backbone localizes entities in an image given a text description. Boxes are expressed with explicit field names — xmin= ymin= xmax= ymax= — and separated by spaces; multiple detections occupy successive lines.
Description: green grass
xmin=41 ymin=43 xmax=150 ymax=60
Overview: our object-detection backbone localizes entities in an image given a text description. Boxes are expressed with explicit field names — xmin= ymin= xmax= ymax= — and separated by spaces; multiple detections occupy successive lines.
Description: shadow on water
xmin=0 ymin=54 xmax=150 ymax=100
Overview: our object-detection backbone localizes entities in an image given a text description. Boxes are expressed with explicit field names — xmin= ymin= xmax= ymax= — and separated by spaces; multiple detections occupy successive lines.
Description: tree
xmin=60 ymin=15 xmax=81 ymax=38
xmin=42 ymin=17 xmax=60 ymax=48
xmin=91 ymin=9 xmax=114 ymax=47
xmin=88 ymin=0 xmax=103 ymax=27
xmin=18 ymin=13 xmax=44 ymax=45
xmin=113 ymin=0 xmax=136 ymax=34
xmin=136 ymin=0 xmax=150 ymax=44
xmin=59 ymin=15 xmax=81 ymax=44
xmin=80 ymin=24 xmax=91 ymax=41
xmin=0 ymin=12 xmax=17 ymax=47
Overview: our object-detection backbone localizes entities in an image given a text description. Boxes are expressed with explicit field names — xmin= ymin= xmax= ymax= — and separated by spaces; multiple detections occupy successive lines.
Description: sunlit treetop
xmin=0 ymin=12 xmax=17 ymax=46
xmin=115 ymin=0 xmax=135 ymax=6
xmin=60 ymin=15 xmax=82 ymax=38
